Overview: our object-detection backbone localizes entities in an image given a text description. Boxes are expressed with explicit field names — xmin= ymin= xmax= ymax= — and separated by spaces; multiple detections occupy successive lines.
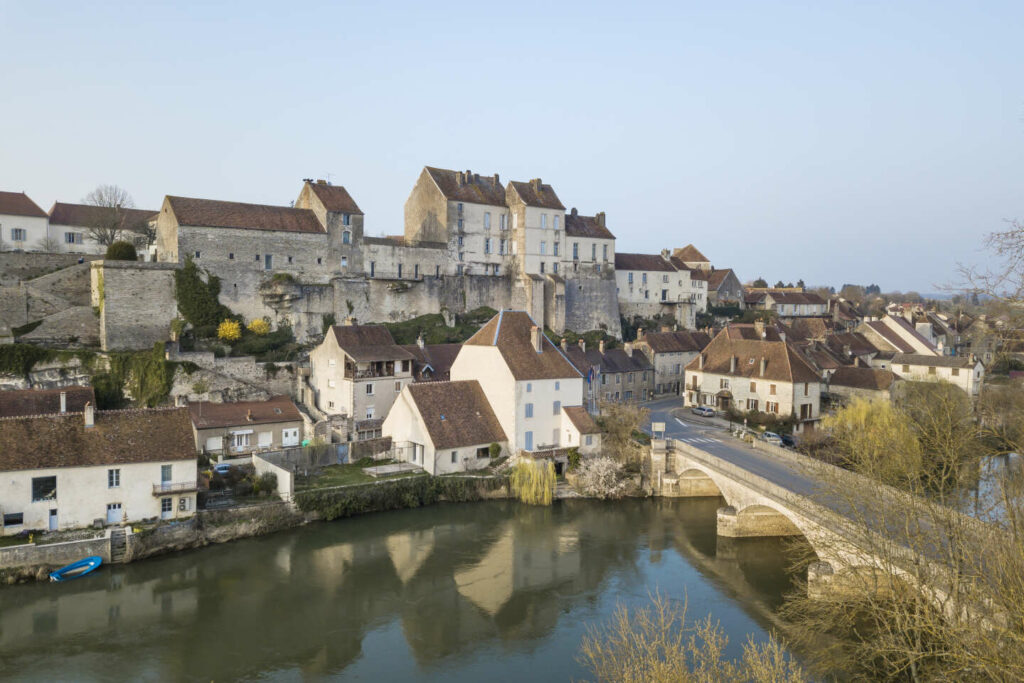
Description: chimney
xmin=457 ymin=172 xmax=465 ymax=186
xmin=571 ymin=207 xmax=578 ymax=217
xmin=560 ymin=338 xmax=568 ymax=352
xmin=637 ymin=327 xmax=644 ymax=341
xmin=730 ymin=356 xmax=737 ymax=373
xmin=578 ymin=338 xmax=586 ymax=353
xmin=596 ymin=212 xmax=606 ymax=227
xmin=698 ymin=354 xmax=704 ymax=369
xmin=530 ymin=178 xmax=542 ymax=191
xmin=599 ymin=340 xmax=606 ymax=354
xmin=759 ymin=357 xmax=767 ymax=377
xmin=530 ymin=325 xmax=543 ymax=353
xmin=854 ymin=356 xmax=860 ymax=367
xmin=316 ymin=179 xmax=327 ymax=185
xmin=754 ymin=319 xmax=766 ymax=339
xmin=84 ymin=401 xmax=94 ymax=428
xmin=246 ymin=409 xmax=253 ymax=422
xmin=60 ymin=391 xmax=67 ymax=414
xmin=494 ymin=173 xmax=499 ymax=184
xmin=625 ymin=342 xmax=633 ymax=358
xmin=417 ymin=333 xmax=425 ymax=350
xmin=843 ymin=344 xmax=851 ymax=357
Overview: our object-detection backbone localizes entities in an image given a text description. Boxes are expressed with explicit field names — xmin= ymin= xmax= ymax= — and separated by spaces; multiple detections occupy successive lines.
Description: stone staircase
xmin=110 ymin=528 xmax=127 ymax=563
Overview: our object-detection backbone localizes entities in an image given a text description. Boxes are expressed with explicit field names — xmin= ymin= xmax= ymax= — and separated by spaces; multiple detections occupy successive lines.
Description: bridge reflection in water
xmin=0 ymin=500 xmax=812 ymax=681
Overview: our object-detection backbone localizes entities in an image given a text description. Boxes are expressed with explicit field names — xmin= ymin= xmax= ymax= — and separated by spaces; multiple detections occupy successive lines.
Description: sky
xmin=1 ymin=1 xmax=1021 ymax=292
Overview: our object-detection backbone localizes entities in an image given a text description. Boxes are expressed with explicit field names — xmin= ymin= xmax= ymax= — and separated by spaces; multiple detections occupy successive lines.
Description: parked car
xmin=691 ymin=406 xmax=716 ymax=418
xmin=761 ymin=431 xmax=783 ymax=445
xmin=213 ymin=463 xmax=232 ymax=475
xmin=780 ymin=434 xmax=796 ymax=448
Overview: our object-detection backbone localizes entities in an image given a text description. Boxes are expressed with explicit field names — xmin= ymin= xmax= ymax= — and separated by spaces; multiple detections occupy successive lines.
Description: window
xmin=615 ymin=375 xmax=621 ymax=384
xmin=663 ymin=274 xmax=669 ymax=283
xmin=256 ymin=254 xmax=261 ymax=261
xmin=484 ymin=212 xmax=491 ymax=229
xmin=435 ymin=265 xmax=440 ymax=277
xmin=194 ymin=251 xmax=201 ymax=258
xmin=499 ymin=239 xmax=506 ymax=255
xmin=10 ymin=228 xmax=26 ymax=242
xmin=500 ymin=214 xmax=507 ymax=230
xmin=555 ymin=381 xmax=560 ymax=391
xmin=767 ymin=401 xmax=779 ymax=414
xmin=457 ymin=235 xmax=464 ymax=247
xmin=928 ymin=366 xmax=936 ymax=375
xmin=108 ymin=469 xmax=120 ymax=488
xmin=341 ymin=256 xmax=348 ymax=268
xmin=457 ymin=202 xmax=464 ymax=214
xmin=602 ymin=374 xmax=607 ymax=385
xmin=414 ymin=264 xmax=419 ymax=278
xmin=902 ymin=364 xmax=910 ymax=373
xmin=457 ymin=218 xmax=464 ymax=230
xmin=32 ymin=476 xmax=56 ymax=502
xmin=525 ymin=403 xmax=534 ymax=418
xmin=342 ymin=230 xmax=351 ymax=244
xmin=540 ymin=262 xmax=545 ymax=274
xmin=231 ymin=432 xmax=250 ymax=448
xmin=553 ymin=400 xmax=561 ymax=415
xmin=554 ymin=215 xmax=559 ymax=231
xmin=328 ymin=400 xmax=335 ymax=408
xmin=397 ymin=264 xmax=403 ymax=278
xmin=553 ymin=242 xmax=559 ymax=256
xmin=525 ymin=431 xmax=533 ymax=450
xmin=585 ymin=435 xmax=593 ymax=446
xmin=526 ymin=383 xmax=532 ymax=392
xmin=64 ymin=232 xmax=83 ymax=244
xmin=553 ymin=262 xmax=558 ymax=273
xmin=746 ymin=398 xmax=759 ymax=411
xmin=750 ymin=381 xmax=756 ymax=392
xmin=770 ymin=384 xmax=777 ymax=395
xmin=628 ymin=272 xmax=634 ymax=284
xmin=451 ymin=451 xmax=458 ymax=463
xmin=625 ymin=391 xmax=633 ymax=400
xmin=327 ymin=379 xmax=336 ymax=388
xmin=573 ymin=242 xmax=579 ymax=259
xmin=541 ymin=214 xmax=547 ymax=229
xmin=719 ymin=378 xmax=730 ymax=389
xmin=366 ymin=406 xmax=375 ymax=419
xmin=603 ymin=244 xmax=608 ymax=261
xmin=484 ymin=238 xmax=491 ymax=254
xmin=3 ymin=513 xmax=23 ymax=527
xmin=162 ymin=498 xmax=173 ymax=514
xmin=951 ymin=368 xmax=960 ymax=376
xmin=317 ymin=257 xmax=322 ymax=264
xmin=592 ymin=243 xmax=597 ymax=261
xmin=370 ymin=261 xmax=375 ymax=277
xmin=229 ymin=252 xmax=235 ymax=260
xmin=264 ymin=254 xmax=273 ymax=270
xmin=661 ymin=289 xmax=668 ymax=301
xmin=804 ymin=383 xmax=809 ymax=396
xmin=642 ymin=273 xmax=647 ymax=284
xmin=366 ymin=383 xmax=374 ymax=395
xmin=540 ymin=241 xmax=547 ymax=255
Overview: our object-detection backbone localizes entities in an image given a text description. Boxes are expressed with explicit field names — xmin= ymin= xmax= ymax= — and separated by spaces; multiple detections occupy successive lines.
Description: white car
xmin=761 ymin=431 xmax=783 ymax=445
xmin=691 ymin=406 xmax=716 ymax=418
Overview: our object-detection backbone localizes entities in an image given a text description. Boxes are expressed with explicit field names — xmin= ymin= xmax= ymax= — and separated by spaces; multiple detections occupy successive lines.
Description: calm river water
xmin=0 ymin=499 xmax=810 ymax=681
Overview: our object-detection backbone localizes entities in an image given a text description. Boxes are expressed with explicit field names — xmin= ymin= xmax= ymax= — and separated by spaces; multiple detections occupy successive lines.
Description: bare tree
xmin=82 ymin=184 xmax=137 ymax=247
xmin=34 ymin=236 xmax=61 ymax=253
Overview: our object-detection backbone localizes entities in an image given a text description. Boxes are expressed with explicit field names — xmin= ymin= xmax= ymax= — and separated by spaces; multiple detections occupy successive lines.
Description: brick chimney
xmin=84 ymin=401 xmax=94 ymax=428
xmin=578 ymin=338 xmax=586 ymax=353
xmin=60 ymin=391 xmax=67 ymax=414
xmin=571 ymin=207 xmax=578 ymax=217
xmin=596 ymin=211 xmax=605 ymax=227
xmin=759 ymin=357 xmax=767 ymax=377
xmin=530 ymin=325 xmax=543 ymax=353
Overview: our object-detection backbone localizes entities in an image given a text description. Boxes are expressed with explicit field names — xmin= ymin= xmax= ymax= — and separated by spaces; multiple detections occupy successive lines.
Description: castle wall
xmin=564 ymin=268 xmax=622 ymax=337
xmin=93 ymin=261 xmax=178 ymax=351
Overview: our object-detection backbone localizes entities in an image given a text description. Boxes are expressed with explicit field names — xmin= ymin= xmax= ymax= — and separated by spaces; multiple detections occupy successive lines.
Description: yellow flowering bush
xmin=217 ymin=319 xmax=242 ymax=342
xmin=247 ymin=318 xmax=271 ymax=335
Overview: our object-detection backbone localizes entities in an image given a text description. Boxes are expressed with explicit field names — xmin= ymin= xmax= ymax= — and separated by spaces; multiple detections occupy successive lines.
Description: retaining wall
xmin=0 ymin=532 xmax=110 ymax=569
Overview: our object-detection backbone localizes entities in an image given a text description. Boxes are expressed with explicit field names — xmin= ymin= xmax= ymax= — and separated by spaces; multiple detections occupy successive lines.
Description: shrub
xmin=234 ymin=479 xmax=254 ymax=497
xmin=489 ymin=442 xmax=502 ymax=459
xmin=217 ymin=319 xmax=241 ymax=342
xmin=567 ymin=447 xmax=581 ymax=472
xmin=247 ymin=318 xmax=271 ymax=335
xmin=256 ymin=472 xmax=278 ymax=493
xmin=509 ymin=460 xmax=555 ymax=505
xmin=105 ymin=241 xmax=137 ymax=261
xmin=173 ymin=257 xmax=233 ymax=326
xmin=573 ymin=457 xmax=631 ymax=499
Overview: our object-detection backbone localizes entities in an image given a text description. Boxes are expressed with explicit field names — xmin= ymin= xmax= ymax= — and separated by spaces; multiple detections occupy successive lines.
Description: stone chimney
xmin=530 ymin=178 xmax=542 ymax=191
xmin=60 ymin=391 xmax=67 ymax=414
xmin=843 ymin=344 xmax=851 ymax=357
xmin=84 ymin=401 xmax=94 ymax=428
xmin=624 ymin=342 xmax=633 ymax=358
xmin=493 ymin=173 xmax=499 ymax=184
xmin=754 ymin=319 xmax=766 ymax=339
xmin=730 ymin=356 xmax=737 ymax=373
xmin=530 ymin=325 xmax=543 ymax=353
xmin=246 ymin=409 xmax=253 ymax=422
xmin=698 ymin=353 xmax=704 ymax=369
xmin=637 ymin=328 xmax=644 ymax=341
xmin=560 ymin=338 xmax=568 ymax=352
xmin=599 ymin=340 xmax=606 ymax=354
xmin=596 ymin=211 xmax=606 ymax=227
xmin=759 ymin=357 xmax=767 ymax=377
xmin=660 ymin=325 xmax=671 ymax=333
xmin=578 ymin=338 xmax=586 ymax=353
xmin=571 ymin=207 xmax=578 ymax=217
xmin=417 ymin=333 xmax=425 ymax=350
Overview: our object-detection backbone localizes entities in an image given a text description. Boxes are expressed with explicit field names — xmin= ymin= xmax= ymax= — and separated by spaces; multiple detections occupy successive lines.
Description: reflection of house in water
xmin=387 ymin=529 xmax=436 ymax=584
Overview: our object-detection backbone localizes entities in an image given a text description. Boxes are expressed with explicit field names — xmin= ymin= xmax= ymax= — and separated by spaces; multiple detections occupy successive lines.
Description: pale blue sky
xmin=1 ymin=1 xmax=1021 ymax=291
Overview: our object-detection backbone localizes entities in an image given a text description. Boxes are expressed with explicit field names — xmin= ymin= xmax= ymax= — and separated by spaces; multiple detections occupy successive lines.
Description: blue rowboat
xmin=49 ymin=556 xmax=103 ymax=582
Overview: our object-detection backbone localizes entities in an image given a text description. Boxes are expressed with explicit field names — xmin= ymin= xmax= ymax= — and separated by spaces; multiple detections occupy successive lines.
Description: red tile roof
xmin=673 ymin=244 xmax=709 ymax=263
xmin=464 ymin=310 xmax=581 ymax=380
xmin=0 ymin=386 xmax=96 ymax=418
xmin=563 ymin=405 xmax=600 ymax=434
xmin=49 ymin=202 xmax=157 ymax=229
xmin=0 ymin=191 xmax=47 ymax=218
xmin=308 ymin=183 xmax=363 ymax=214
xmin=405 ymin=380 xmax=506 ymax=449
xmin=187 ymin=395 xmax=302 ymax=429
xmin=167 ymin=196 xmax=325 ymax=233
xmin=425 ymin=167 xmax=507 ymax=207
xmin=330 ymin=325 xmax=414 ymax=362
xmin=685 ymin=326 xmax=822 ymax=384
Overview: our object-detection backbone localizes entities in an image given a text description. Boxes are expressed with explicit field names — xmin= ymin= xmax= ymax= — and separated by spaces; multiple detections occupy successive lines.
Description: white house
xmin=383 ymin=380 xmax=508 ymax=475
xmin=48 ymin=201 xmax=158 ymax=254
xmin=0 ymin=191 xmax=49 ymax=251
xmin=890 ymin=353 xmax=984 ymax=397
xmin=0 ymin=405 xmax=198 ymax=534
xmin=450 ymin=310 xmax=586 ymax=460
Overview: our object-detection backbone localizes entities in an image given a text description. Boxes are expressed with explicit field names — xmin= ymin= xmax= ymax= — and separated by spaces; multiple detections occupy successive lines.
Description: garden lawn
xmin=296 ymin=459 xmax=426 ymax=490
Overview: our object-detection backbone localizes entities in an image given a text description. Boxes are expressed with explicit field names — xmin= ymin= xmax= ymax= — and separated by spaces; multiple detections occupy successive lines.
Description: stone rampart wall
xmin=94 ymin=261 xmax=178 ymax=351
xmin=0 ymin=252 xmax=102 ymax=284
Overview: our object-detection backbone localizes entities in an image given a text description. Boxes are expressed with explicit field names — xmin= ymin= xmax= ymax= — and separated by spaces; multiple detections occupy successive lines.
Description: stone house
xmin=826 ymin=365 xmax=899 ymax=404
xmin=561 ymin=405 xmax=601 ymax=456
xmin=683 ymin=323 xmax=824 ymax=434
xmin=187 ymin=395 xmax=303 ymax=455
xmin=563 ymin=339 xmax=654 ymax=404
xmin=0 ymin=191 xmax=49 ymax=251
xmin=0 ymin=405 xmax=198 ymax=534
xmin=450 ymin=310 xmax=586 ymax=460
xmin=402 ymin=337 xmax=462 ymax=382
xmin=634 ymin=328 xmax=712 ymax=396
xmin=744 ymin=290 xmax=828 ymax=317
xmin=562 ymin=208 xmax=615 ymax=275
xmin=308 ymin=324 xmax=415 ymax=435
xmin=706 ymin=268 xmax=743 ymax=305
xmin=0 ymin=386 xmax=95 ymax=418
xmin=382 ymin=380 xmax=507 ymax=475
xmin=615 ymin=252 xmax=697 ymax=327
xmin=890 ymin=353 xmax=984 ymax=397
xmin=506 ymin=179 xmax=566 ymax=277
xmin=857 ymin=315 xmax=939 ymax=357
xmin=48 ymin=202 xmax=157 ymax=254
xmin=672 ymin=244 xmax=711 ymax=272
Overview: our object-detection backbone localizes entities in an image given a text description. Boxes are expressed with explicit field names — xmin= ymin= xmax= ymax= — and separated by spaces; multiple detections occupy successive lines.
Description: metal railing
xmin=152 ymin=481 xmax=199 ymax=495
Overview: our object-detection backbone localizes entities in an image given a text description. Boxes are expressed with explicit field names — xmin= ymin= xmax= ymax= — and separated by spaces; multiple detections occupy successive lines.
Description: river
xmin=0 ymin=499 xmax=811 ymax=681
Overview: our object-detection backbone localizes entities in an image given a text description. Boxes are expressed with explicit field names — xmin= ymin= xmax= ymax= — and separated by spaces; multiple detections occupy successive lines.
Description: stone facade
xmin=91 ymin=260 xmax=178 ymax=351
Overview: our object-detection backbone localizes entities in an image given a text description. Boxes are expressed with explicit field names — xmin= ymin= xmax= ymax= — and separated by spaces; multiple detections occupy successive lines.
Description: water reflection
xmin=0 ymin=499 xmax=810 ymax=681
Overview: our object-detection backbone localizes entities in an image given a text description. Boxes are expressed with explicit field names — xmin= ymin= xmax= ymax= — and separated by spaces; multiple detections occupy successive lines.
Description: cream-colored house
xmin=858 ymin=315 xmax=939 ymax=356
xmin=506 ymin=180 xmax=566 ymax=277
xmin=615 ymin=252 xmax=703 ymax=328
xmin=383 ymin=380 xmax=507 ymax=475
xmin=308 ymin=323 xmax=415 ymax=431
xmin=187 ymin=396 xmax=303 ymax=455
xmin=450 ymin=310 xmax=585 ymax=457
xmin=891 ymin=353 xmax=984 ymax=396
xmin=0 ymin=191 xmax=49 ymax=251
xmin=683 ymin=323 xmax=824 ymax=434
xmin=0 ymin=405 xmax=198 ymax=534
xmin=48 ymin=202 xmax=157 ymax=254
xmin=562 ymin=209 xmax=615 ymax=275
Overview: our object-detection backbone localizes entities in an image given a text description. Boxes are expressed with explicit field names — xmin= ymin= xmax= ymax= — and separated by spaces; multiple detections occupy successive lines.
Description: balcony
xmin=152 ymin=481 xmax=199 ymax=496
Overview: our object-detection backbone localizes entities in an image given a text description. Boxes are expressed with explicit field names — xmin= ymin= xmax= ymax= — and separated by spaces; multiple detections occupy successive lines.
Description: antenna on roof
xmin=326 ymin=173 xmax=334 ymax=185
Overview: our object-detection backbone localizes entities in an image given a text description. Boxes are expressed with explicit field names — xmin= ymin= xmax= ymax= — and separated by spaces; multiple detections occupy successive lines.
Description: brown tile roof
xmin=706 ymin=268 xmax=736 ymax=290
xmin=615 ymin=252 xmax=676 ymax=272
xmin=508 ymin=179 xmax=565 ymax=210
xmin=745 ymin=290 xmax=826 ymax=306
xmin=187 ymin=395 xmax=301 ymax=429
xmin=685 ymin=326 xmax=822 ymax=384
xmin=667 ymin=255 xmax=693 ymax=272
xmin=864 ymin=321 xmax=916 ymax=353
xmin=405 ymin=380 xmax=506 ymax=449
xmin=464 ymin=310 xmax=581 ymax=380
xmin=563 ymin=405 xmax=600 ymax=434
xmin=673 ymin=245 xmax=709 ymax=263
xmin=640 ymin=330 xmax=711 ymax=354
xmin=784 ymin=317 xmax=834 ymax=341
xmin=331 ymin=325 xmax=414 ymax=362
xmin=48 ymin=202 xmax=157 ymax=229
xmin=308 ymin=183 xmax=363 ymax=214
xmin=166 ymin=196 xmax=325 ymax=233
xmin=0 ymin=407 xmax=195 ymax=472
xmin=402 ymin=343 xmax=462 ymax=382
xmin=0 ymin=191 xmax=47 ymax=218
xmin=829 ymin=366 xmax=898 ymax=391
xmin=892 ymin=353 xmax=977 ymax=369
xmin=564 ymin=210 xmax=615 ymax=239
xmin=689 ymin=269 xmax=708 ymax=281
xmin=824 ymin=332 xmax=877 ymax=358
xmin=886 ymin=315 xmax=938 ymax=352
xmin=0 ymin=386 xmax=96 ymax=418
xmin=425 ymin=167 xmax=507 ymax=207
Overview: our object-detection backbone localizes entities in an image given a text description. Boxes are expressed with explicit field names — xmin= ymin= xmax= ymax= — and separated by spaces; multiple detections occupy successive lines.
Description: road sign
xmin=651 ymin=422 xmax=666 ymax=438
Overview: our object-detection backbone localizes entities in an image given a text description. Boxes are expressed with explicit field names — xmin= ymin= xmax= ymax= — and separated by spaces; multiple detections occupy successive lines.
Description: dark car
xmin=780 ymin=434 xmax=796 ymax=448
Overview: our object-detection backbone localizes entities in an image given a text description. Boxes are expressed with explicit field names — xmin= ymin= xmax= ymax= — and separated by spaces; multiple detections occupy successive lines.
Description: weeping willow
xmin=510 ymin=460 xmax=555 ymax=506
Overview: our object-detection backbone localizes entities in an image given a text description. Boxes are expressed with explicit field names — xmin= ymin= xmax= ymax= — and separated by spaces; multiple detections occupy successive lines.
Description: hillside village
xmin=0 ymin=165 xmax=1018 ymax=543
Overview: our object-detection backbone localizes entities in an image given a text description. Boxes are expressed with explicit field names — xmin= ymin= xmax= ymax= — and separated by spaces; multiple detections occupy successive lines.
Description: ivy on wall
xmin=173 ymin=257 xmax=234 ymax=327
